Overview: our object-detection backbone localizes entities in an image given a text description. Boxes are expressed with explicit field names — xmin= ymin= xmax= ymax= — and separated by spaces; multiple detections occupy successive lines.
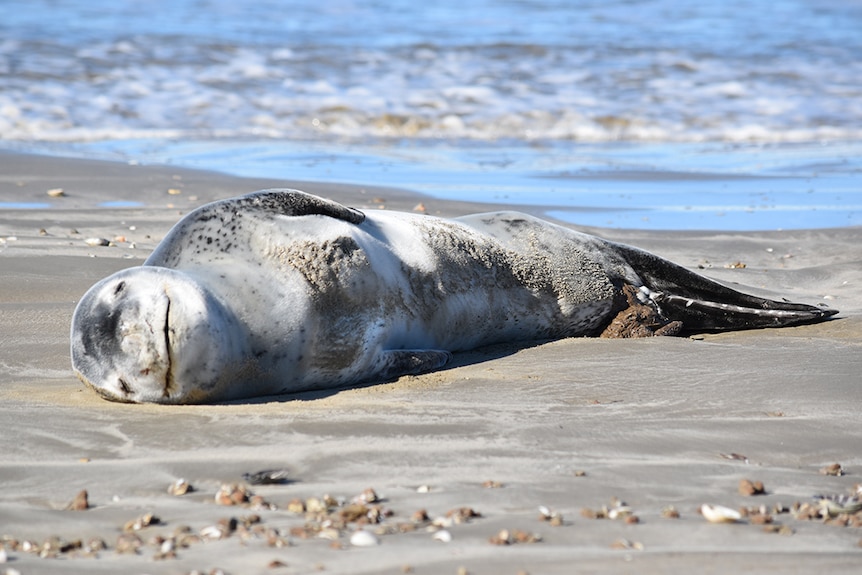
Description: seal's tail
xmin=614 ymin=243 xmax=838 ymax=332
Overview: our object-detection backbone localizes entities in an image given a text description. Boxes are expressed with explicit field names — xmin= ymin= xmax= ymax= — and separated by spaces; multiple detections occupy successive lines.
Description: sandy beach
xmin=1 ymin=151 xmax=861 ymax=574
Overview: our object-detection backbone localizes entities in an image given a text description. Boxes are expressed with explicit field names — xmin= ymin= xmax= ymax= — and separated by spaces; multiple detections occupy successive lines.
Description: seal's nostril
xmin=114 ymin=281 xmax=126 ymax=295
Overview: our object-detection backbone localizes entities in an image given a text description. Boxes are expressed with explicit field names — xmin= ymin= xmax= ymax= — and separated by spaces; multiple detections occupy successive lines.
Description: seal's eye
xmin=114 ymin=281 xmax=126 ymax=295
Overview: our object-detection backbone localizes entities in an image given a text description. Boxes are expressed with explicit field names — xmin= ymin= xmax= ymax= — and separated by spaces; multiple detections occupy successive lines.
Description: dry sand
xmin=1 ymin=151 xmax=861 ymax=574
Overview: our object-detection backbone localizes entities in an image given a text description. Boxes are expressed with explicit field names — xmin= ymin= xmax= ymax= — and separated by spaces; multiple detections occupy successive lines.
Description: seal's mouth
xmin=162 ymin=290 xmax=174 ymax=399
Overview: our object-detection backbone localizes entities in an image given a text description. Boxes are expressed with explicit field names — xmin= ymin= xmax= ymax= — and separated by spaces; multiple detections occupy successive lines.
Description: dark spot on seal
xmin=81 ymin=302 xmax=122 ymax=361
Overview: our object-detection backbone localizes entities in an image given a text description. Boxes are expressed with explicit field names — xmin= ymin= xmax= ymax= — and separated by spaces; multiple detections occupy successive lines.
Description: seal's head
xmin=71 ymin=266 xmax=246 ymax=403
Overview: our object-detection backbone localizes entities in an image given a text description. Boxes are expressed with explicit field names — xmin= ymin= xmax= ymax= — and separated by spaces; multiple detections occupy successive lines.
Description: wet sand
xmin=1 ymin=151 xmax=861 ymax=574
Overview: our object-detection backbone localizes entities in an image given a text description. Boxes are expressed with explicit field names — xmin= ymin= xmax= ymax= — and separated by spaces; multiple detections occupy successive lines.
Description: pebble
xmin=46 ymin=188 xmax=65 ymax=197
xmin=739 ymin=478 xmax=766 ymax=496
xmin=66 ymin=489 xmax=89 ymax=511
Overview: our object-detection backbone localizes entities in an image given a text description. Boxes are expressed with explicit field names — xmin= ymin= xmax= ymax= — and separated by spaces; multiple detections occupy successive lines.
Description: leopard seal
xmin=70 ymin=189 xmax=837 ymax=404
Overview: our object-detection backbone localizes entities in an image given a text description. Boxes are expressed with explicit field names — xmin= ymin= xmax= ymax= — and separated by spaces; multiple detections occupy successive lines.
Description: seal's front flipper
xmin=612 ymin=243 xmax=838 ymax=333
xmin=246 ymin=189 xmax=366 ymax=224
xmin=375 ymin=350 xmax=453 ymax=381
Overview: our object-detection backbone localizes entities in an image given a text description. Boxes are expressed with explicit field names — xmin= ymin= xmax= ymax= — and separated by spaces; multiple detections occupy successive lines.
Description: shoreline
xmin=1 ymin=151 xmax=860 ymax=574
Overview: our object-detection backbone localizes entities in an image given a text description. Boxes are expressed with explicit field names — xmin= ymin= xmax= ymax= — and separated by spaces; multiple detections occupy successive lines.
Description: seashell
xmin=749 ymin=514 xmax=773 ymax=525
xmin=215 ymin=483 xmax=249 ymax=505
xmin=813 ymin=494 xmax=862 ymax=517
xmin=317 ymin=528 xmax=340 ymax=541
xmin=239 ymin=514 xmax=261 ymax=529
xmin=305 ymin=497 xmax=327 ymax=513
xmin=0 ymin=548 xmax=7 ymax=563
xmin=661 ymin=506 xmax=680 ymax=519
xmin=511 ymin=530 xmax=542 ymax=544
xmin=354 ymin=487 xmax=380 ymax=504
xmin=611 ymin=538 xmax=644 ymax=550
xmin=200 ymin=525 xmax=227 ymax=540
xmin=249 ymin=494 xmax=276 ymax=510
xmin=719 ymin=452 xmax=749 ymax=464
xmin=819 ymin=463 xmax=844 ymax=476
xmin=338 ymin=503 xmax=369 ymax=523
xmin=217 ymin=517 xmax=238 ymax=534
xmin=607 ymin=506 xmax=633 ymax=520
xmin=243 ymin=469 xmax=290 ymax=485
xmin=488 ymin=529 xmax=510 ymax=545
xmin=167 ymin=478 xmax=192 ymax=496
xmin=432 ymin=529 xmax=452 ymax=543
xmin=286 ymin=498 xmax=305 ymax=514
xmin=445 ymin=507 xmax=481 ymax=523
xmin=349 ymin=530 xmax=380 ymax=547
xmin=84 ymin=237 xmax=110 ymax=247
xmin=538 ymin=505 xmax=563 ymax=525
xmin=700 ymin=504 xmax=742 ymax=524
xmin=115 ymin=533 xmax=142 ymax=554
xmin=123 ymin=512 xmax=159 ymax=531
xmin=416 ymin=485 xmax=432 ymax=493
xmin=431 ymin=516 xmax=453 ymax=528
xmin=159 ymin=538 xmax=175 ymax=554
xmin=47 ymin=188 xmax=65 ymax=197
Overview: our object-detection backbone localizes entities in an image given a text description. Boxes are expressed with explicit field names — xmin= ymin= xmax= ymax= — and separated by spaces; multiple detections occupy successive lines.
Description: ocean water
xmin=2 ymin=0 xmax=861 ymax=229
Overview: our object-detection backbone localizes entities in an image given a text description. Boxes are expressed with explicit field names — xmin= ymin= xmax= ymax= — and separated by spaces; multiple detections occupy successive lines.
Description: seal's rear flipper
xmin=375 ymin=350 xmax=453 ymax=381
xmin=613 ymin=243 xmax=838 ymax=332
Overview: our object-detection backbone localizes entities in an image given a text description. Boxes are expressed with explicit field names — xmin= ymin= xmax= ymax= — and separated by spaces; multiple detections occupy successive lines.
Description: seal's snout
xmin=71 ymin=268 xmax=174 ymax=403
